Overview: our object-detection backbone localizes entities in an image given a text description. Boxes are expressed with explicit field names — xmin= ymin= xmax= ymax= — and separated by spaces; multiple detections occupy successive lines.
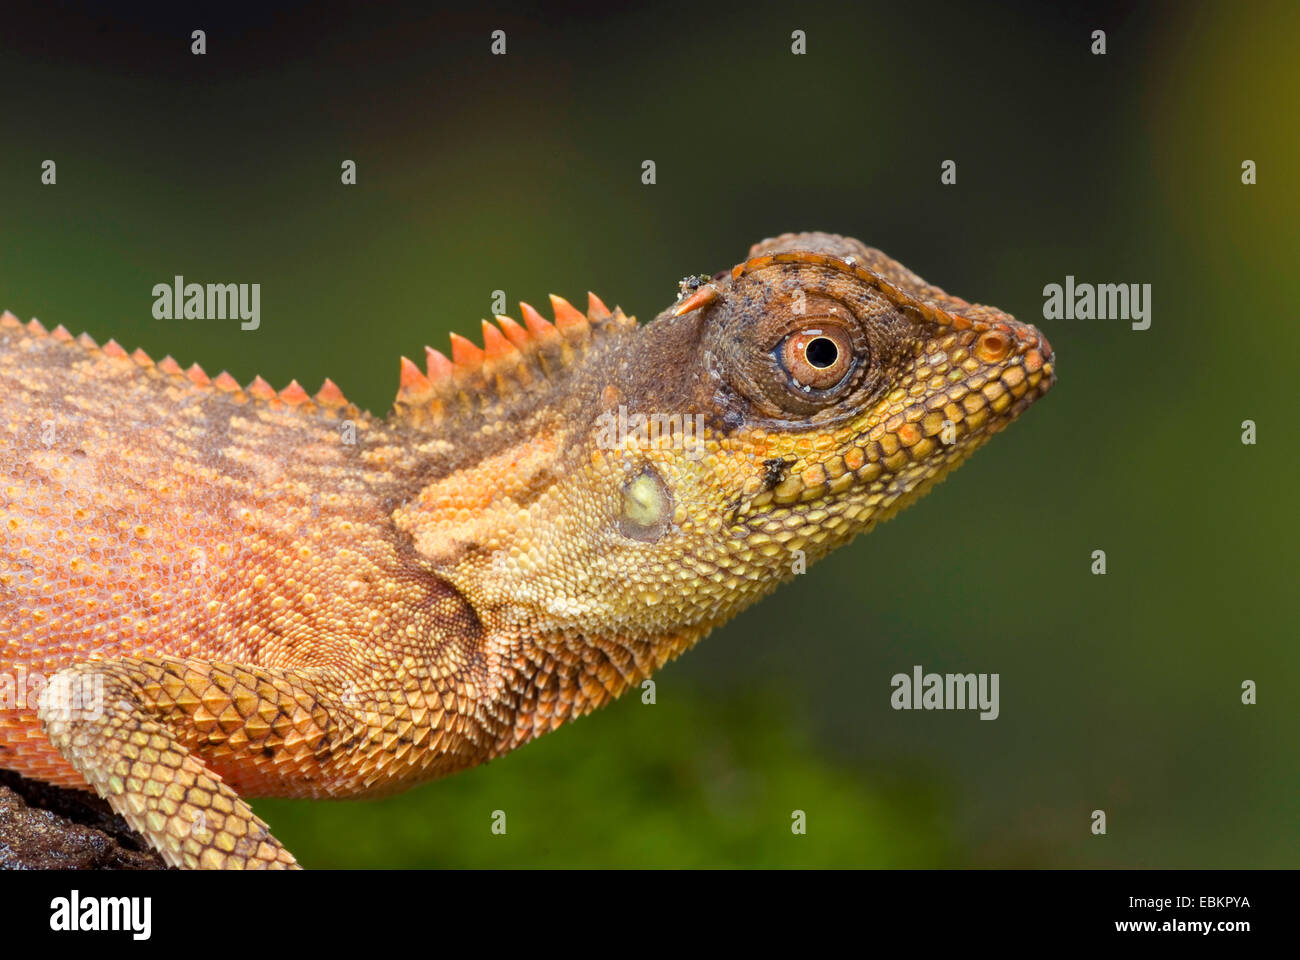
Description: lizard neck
xmin=488 ymin=622 xmax=705 ymax=756
xmin=359 ymin=401 xmax=709 ymax=761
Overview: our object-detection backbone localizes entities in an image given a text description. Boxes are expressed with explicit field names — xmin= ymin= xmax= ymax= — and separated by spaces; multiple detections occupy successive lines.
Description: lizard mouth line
xmin=734 ymin=343 xmax=1054 ymax=522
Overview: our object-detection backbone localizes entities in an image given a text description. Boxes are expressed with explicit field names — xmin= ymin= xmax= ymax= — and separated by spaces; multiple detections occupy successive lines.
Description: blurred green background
xmin=2 ymin=1 xmax=1295 ymax=867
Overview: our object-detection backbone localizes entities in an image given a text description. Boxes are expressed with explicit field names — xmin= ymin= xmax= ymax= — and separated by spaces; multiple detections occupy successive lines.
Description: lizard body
xmin=0 ymin=233 xmax=1054 ymax=868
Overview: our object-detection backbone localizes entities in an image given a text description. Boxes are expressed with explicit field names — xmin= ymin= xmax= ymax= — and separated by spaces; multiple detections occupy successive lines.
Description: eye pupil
xmin=775 ymin=323 xmax=860 ymax=399
xmin=805 ymin=337 xmax=838 ymax=368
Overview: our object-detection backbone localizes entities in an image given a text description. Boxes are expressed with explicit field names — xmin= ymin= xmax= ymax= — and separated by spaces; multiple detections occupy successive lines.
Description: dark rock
xmin=0 ymin=770 xmax=165 ymax=869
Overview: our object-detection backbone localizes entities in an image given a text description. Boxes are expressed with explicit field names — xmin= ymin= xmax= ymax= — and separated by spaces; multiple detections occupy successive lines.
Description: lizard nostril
xmin=975 ymin=331 xmax=1011 ymax=363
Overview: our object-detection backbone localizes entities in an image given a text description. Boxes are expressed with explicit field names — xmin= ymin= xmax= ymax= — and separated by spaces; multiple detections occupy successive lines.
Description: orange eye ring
xmin=780 ymin=326 xmax=854 ymax=390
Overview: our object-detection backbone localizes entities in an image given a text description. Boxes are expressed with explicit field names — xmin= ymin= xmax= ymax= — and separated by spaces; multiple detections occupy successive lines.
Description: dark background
xmin=1 ymin=0 xmax=1295 ymax=867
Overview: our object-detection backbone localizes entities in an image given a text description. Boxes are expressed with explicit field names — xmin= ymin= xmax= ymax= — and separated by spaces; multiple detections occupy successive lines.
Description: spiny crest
xmin=392 ymin=291 xmax=635 ymax=421
xmin=0 ymin=309 xmax=358 ymax=417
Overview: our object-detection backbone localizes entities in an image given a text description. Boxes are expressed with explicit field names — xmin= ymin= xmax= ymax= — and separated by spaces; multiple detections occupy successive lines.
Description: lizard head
xmin=394 ymin=232 xmax=1053 ymax=693
xmin=553 ymin=232 xmax=1054 ymax=635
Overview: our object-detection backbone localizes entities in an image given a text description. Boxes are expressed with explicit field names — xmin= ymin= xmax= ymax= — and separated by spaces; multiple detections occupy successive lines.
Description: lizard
xmin=0 ymin=232 xmax=1054 ymax=869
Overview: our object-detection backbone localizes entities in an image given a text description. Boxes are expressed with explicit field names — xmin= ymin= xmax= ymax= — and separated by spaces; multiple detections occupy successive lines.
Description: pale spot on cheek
xmin=618 ymin=468 xmax=671 ymax=542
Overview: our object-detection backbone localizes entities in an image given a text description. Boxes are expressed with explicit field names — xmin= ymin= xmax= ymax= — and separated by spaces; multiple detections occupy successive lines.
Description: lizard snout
xmin=1018 ymin=321 xmax=1055 ymax=395
xmin=979 ymin=319 xmax=1055 ymax=400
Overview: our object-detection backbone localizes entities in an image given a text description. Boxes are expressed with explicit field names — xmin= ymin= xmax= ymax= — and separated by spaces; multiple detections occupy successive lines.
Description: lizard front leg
xmin=36 ymin=656 xmax=352 ymax=869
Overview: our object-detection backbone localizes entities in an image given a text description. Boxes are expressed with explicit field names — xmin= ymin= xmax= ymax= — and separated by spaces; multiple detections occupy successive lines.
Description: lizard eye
xmin=713 ymin=282 xmax=874 ymax=420
xmin=778 ymin=325 xmax=855 ymax=391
